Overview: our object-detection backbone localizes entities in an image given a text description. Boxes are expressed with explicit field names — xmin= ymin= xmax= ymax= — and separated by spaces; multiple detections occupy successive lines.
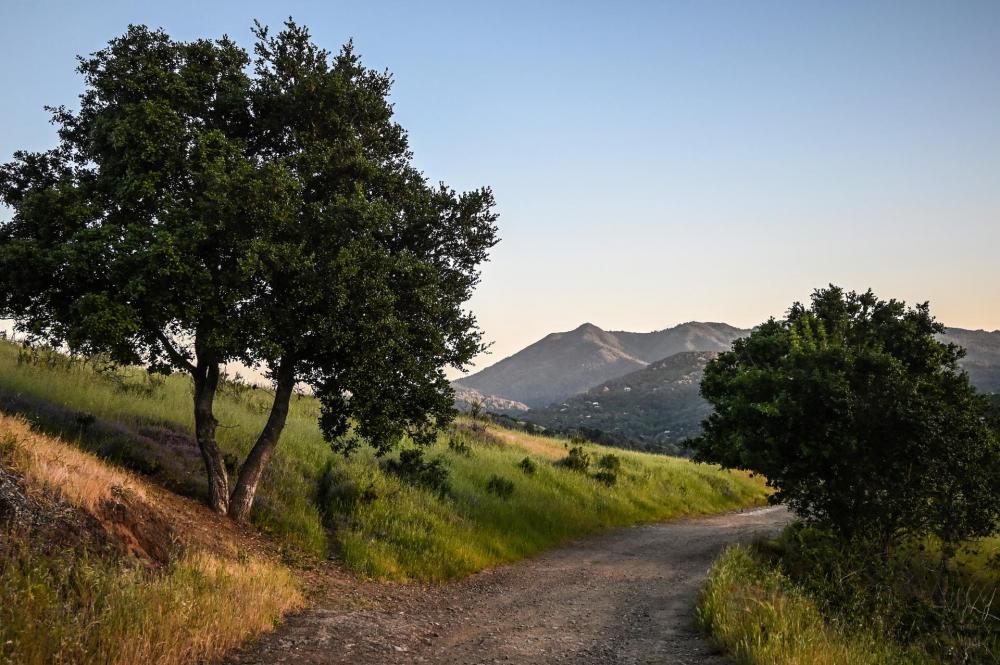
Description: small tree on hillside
xmin=0 ymin=21 xmax=498 ymax=521
xmin=692 ymin=286 xmax=1000 ymax=556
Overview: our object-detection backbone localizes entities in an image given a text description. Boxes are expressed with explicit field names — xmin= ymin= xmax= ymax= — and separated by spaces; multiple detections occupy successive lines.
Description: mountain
xmin=453 ymin=321 xmax=747 ymax=408
xmin=522 ymin=351 xmax=716 ymax=454
xmin=519 ymin=327 xmax=1000 ymax=455
xmin=941 ymin=327 xmax=1000 ymax=393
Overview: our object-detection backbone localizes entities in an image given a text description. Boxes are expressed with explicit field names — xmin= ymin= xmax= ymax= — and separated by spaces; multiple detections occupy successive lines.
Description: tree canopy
xmin=0 ymin=20 xmax=499 ymax=520
xmin=692 ymin=286 xmax=1000 ymax=551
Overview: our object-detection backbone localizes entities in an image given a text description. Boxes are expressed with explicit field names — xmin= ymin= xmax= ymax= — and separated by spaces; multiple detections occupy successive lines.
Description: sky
xmin=1 ymin=0 xmax=998 ymax=375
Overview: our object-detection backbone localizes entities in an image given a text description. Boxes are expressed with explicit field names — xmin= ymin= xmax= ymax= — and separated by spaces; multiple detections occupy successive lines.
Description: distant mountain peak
xmin=454 ymin=322 xmax=748 ymax=408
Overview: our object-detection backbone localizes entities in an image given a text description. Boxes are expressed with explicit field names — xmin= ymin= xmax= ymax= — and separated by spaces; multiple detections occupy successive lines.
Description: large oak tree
xmin=692 ymin=286 xmax=1000 ymax=556
xmin=0 ymin=20 xmax=498 ymax=521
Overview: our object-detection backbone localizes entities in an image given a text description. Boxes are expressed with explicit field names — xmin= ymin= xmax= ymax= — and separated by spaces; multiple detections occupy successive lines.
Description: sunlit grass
xmin=0 ymin=543 xmax=303 ymax=665
xmin=0 ymin=338 xmax=768 ymax=580
xmin=0 ymin=411 xmax=304 ymax=665
xmin=697 ymin=545 xmax=930 ymax=665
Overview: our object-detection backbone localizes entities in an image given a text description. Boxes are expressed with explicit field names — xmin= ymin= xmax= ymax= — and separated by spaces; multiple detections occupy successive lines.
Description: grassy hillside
xmin=524 ymin=350 xmax=716 ymax=454
xmin=0 ymin=413 xmax=303 ymax=665
xmin=0 ymin=338 xmax=767 ymax=581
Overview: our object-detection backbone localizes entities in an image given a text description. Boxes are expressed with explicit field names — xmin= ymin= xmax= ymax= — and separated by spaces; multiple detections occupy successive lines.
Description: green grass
xmin=0 ymin=339 xmax=767 ymax=580
xmin=697 ymin=545 xmax=929 ymax=665
xmin=700 ymin=526 xmax=1000 ymax=665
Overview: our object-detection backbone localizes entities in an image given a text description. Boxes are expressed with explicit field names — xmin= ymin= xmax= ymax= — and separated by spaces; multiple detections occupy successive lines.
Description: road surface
xmin=229 ymin=506 xmax=789 ymax=665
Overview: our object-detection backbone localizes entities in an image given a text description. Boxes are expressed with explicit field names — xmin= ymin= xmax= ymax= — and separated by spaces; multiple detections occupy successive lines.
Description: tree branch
xmin=155 ymin=331 xmax=196 ymax=374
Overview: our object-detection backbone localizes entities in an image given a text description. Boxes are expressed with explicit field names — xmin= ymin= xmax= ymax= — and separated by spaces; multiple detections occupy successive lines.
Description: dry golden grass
xmin=0 ymin=414 xmax=305 ymax=665
xmin=488 ymin=425 xmax=569 ymax=459
xmin=1 ymin=412 xmax=145 ymax=512
xmin=2 ymin=544 xmax=304 ymax=665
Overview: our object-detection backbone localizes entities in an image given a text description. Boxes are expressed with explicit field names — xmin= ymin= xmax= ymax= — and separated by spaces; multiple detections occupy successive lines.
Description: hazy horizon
xmin=2 ymin=1 xmax=998 ymax=376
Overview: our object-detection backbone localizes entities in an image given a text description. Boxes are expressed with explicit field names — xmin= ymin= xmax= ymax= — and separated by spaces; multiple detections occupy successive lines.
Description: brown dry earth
xmin=229 ymin=506 xmax=789 ymax=665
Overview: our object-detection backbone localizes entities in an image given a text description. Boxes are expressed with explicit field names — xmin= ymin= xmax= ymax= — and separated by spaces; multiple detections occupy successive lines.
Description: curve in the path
xmin=230 ymin=506 xmax=790 ymax=665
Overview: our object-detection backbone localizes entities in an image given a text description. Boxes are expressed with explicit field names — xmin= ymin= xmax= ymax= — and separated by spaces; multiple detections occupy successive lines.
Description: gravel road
xmin=229 ymin=506 xmax=789 ymax=665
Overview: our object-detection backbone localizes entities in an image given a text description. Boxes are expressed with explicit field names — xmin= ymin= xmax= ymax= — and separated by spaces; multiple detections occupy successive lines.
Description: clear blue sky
xmin=2 ymin=1 xmax=999 ymax=372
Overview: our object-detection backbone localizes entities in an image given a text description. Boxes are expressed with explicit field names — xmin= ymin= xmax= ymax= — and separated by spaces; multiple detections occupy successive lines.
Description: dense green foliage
xmin=0 ymin=20 xmax=498 ymax=520
xmin=0 ymin=339 xmax=767 ymax=580
xmin=693 ymin=286 xmax=1000 ymax=555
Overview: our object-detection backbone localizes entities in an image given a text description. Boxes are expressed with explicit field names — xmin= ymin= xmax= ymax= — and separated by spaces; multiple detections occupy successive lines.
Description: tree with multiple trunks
xmin=692 ymin=286 xmax=1000 ymax=558
xmin=0 ymin=20 xmax=498 ymax=521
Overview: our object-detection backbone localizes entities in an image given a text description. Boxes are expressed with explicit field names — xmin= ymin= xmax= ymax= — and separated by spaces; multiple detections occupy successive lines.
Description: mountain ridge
xmin=452 ymin=321 xmax=748 ymax=408
xmin=454 ymin=323 xmax=1000 ymax=450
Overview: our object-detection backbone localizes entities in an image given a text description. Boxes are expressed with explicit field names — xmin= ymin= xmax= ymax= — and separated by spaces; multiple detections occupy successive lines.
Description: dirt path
xmin=229 ymin=507 xmax=789 ymax=665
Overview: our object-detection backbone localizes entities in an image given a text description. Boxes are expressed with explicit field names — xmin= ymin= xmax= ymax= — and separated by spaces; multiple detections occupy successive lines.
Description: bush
xmin=485 ymin=475 xmax=515 ymax=499
xmin=315 ymin=461 xmax=379 ymax=526
xmin=381 ymin=449 xmax=451 ymax=498
xmin=559 ymin=445 xmax=591 ymax=472
xmin=517 ymin=456 xmax=537 ymax=475
xmin=597 ymin=453 xmax=621 ymax=472
xmin=594 ymin=470 xmax=617 ymax=486
xmin=447 ymin=436 xmax=472 ymax=456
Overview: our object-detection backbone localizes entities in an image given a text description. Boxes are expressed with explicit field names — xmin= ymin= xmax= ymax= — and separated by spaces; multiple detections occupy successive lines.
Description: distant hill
xmin=523 ymin=351 xmax=717 ymax=454
xmin=941 ymin=327 xmax=1000 ymax=393
xmin=453 ymin=322 xmax=747 ymax=408
xmin=455 ymin=323 xmax=1000 ymax=455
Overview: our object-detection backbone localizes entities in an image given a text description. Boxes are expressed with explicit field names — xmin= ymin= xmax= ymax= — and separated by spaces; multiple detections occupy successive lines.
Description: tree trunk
xmin=193 ymin=361 xmax=229 ymax=514
xmin=228 ymin=357 xmax=296 ymax=522
xmin=934 ymin=544 xmax=954 ymax=605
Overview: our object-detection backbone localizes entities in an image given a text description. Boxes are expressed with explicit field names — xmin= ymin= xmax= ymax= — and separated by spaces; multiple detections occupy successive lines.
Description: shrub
xmin=381 ymin=449 xmax=451 ymax=498
xmin=448 ymin=436 xmax=472 ymax=456
xmin=485 ymin=475 xmax=515 ymax=499
xmin=761 ymin=524 xmax=1000 ymax=662
xmin=594 ymin=470 xmax=617 ymax=486
xmin=517 ymin=456 xmax=537 ymax=475
xmin=597 ymin=453 xmax=621 ymax=472
xmin=559 ymin=446 xmax=591 ymax=472
xmin=316 ymin=462 xmax=378 ymax=527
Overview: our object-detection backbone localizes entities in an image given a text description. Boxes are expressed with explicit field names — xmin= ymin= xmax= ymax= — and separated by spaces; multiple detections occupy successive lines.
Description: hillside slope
xmin=0 ymin=413 xmax=303 ymax=665
xmin=524 ymin=351 xmax=717 ymax=453
xmin=454 ymin=322 xmax=747 ymax=407
xmin=941 ymin=327 xmax=1000 ymax=393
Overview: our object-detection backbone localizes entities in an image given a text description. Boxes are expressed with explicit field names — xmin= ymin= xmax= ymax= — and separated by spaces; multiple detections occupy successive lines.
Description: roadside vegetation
xmin=693 ymin=286 xmax=1000 ymax=664
xmin=0 ymin=413 xmax=303 ymax=665
xmin=0 ymin=337 xmax=768 ymax=581
xmin=698 ymin=545 xmax=924 ymax=665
